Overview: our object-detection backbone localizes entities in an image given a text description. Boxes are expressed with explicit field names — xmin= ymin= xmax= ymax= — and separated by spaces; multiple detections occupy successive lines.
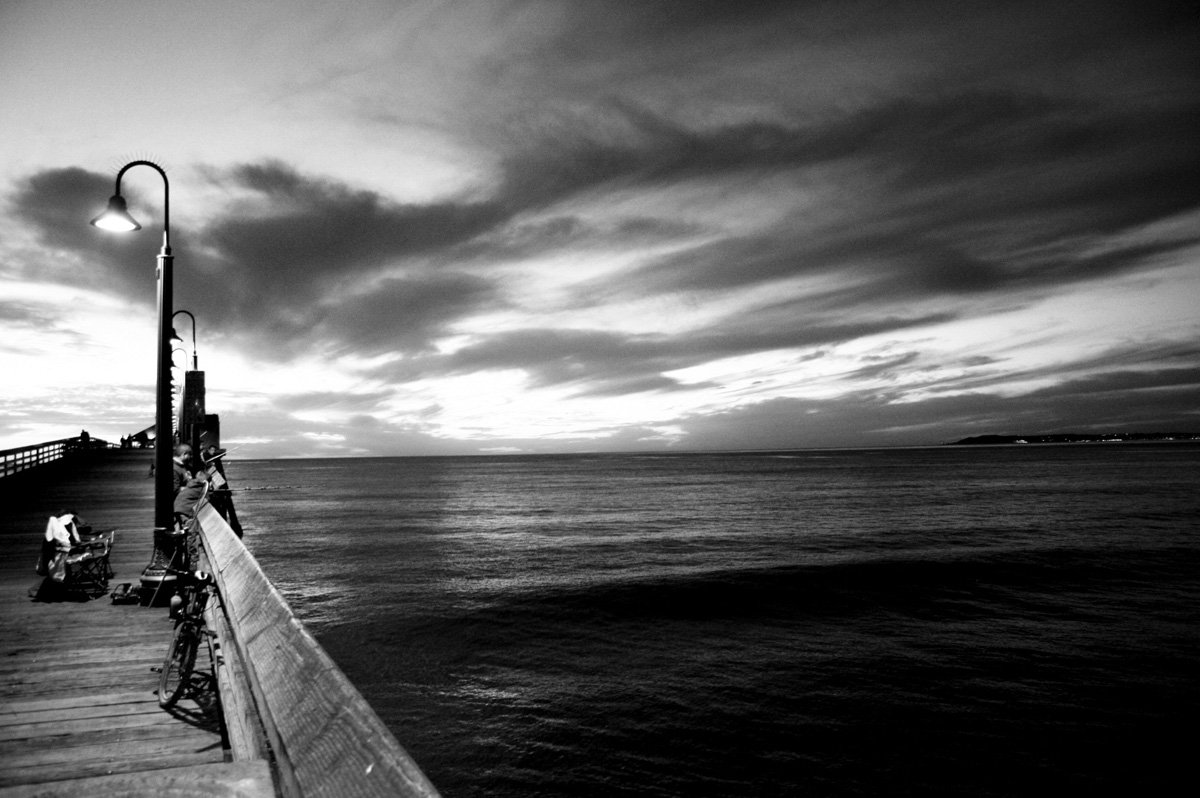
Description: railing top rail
xmin=1 ymin=436 xmax=115 ymax=481
xmin=1 ymin=436 xmax=113 ymax=460
xmin=194 ymin=503 xmax=441 ymax=798
xmin=0 ymin=437 xmax=74 ymax=459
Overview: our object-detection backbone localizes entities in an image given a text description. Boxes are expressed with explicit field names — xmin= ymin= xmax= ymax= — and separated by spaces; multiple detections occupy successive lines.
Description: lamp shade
xmin=90 ymin=194 xmax=142 ymax=232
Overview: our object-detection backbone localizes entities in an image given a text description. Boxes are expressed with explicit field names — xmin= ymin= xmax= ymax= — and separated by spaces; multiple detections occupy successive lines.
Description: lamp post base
xmin=139 ymin=526 xmax=186 ymax=606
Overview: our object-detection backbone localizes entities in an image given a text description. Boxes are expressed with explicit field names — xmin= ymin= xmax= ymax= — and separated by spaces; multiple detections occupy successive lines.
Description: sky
xmin=1 ymin=0 xmax=1198 ymax=458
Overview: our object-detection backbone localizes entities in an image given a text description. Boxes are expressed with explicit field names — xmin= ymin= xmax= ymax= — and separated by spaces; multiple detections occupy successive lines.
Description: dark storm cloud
xmin=190 ymin=268 xmax=501 ymax=360
xmin=1028 ymin=366 xmax=1200 ymax=400
xmin=965 ymin=340 xmax=1200 ymax=396
xmin=526 ymin=0 xmax=1199 ymax=108
xmin=314 ymin=272 xmax=501 ymax=356
xmin=8 ymin=168 xmax=155 ymax=294
xmin=5 ymin=161 xmax=513 ymax=359
xmin=470 ymin=0 xmax=1200 ymax=312
xmin=706 ymin=309 xmax=960 ymax=361
xmin=371 ymin=311 xmax=954 ymax=397
xmin=211 ymin=161 xmax=506 ymax=278
xmin=882 ymin=99 xmax=1200 ymax=255
xmin=492 ymin=104 xmax=852 ymax=209
xmin=7 ymin=162 xmax=514 ymax=359
xmin=576 ymin=95 xmax=1200 ymax=303
xmin=190 ymin=161 xmax=511 ymax=351
xmin=11 ymin=168 xmax=108 ymax=251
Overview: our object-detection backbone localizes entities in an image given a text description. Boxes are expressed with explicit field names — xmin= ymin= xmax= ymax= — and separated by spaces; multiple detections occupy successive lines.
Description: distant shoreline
xmin=949 ymin=432 xmax=1200 ymax=446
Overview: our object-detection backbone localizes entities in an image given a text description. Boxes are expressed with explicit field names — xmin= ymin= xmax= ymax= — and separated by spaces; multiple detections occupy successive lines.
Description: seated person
xmin=35 ymin=509 xmax=101 ymax=584
xmin=44 ymin=510 xmax=82 ymax=550
xmin=172 ymin=444 xmax=208 ymax=529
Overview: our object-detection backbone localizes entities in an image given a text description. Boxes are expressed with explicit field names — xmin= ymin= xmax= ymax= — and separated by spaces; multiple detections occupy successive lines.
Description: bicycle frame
xmin=157 ymin=568 xmax=215 ymax=709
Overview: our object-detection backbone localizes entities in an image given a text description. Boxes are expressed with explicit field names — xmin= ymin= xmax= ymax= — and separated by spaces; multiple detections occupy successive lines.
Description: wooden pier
xmin=0 ymin=448 xmax=438 ymax=797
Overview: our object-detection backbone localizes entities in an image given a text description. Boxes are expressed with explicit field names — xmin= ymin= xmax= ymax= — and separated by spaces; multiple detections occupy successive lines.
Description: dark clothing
xmin=172 ymin=457 xmax=206 ymax=527
xmin=172 ymin=460 xmax=191 ymax=493
xmin=173 ymin=479 xmax=207 ymax=519
xmin=203 ymin=459 xmax=243 ymax=537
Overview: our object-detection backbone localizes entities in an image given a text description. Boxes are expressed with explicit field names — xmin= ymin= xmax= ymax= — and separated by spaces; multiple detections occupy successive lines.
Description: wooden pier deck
xmin=0 ymin=450 xmax=270 ymax=796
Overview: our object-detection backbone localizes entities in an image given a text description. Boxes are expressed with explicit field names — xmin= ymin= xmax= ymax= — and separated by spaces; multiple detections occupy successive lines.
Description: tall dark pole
xmin=91 ymin=160 xmax=181 ymax=602
xmin=154 ymin=231 xmax=174 ymax=533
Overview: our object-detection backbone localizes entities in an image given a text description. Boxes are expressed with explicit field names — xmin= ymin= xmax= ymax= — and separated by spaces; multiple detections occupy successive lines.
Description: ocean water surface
xmin=227 ymin=445 xmax=1200 ymax=796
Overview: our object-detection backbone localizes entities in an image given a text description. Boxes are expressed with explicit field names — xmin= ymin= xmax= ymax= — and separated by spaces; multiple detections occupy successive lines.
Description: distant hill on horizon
xmin=950 ymin=432 xmax=1200 ymax=445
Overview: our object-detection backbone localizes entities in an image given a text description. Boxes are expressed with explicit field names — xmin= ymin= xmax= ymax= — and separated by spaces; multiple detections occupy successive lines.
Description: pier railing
xmin=193 ymin=502 xmax=440 ymax=798
xmin=0 ymin=435 xmax=112 ymax=480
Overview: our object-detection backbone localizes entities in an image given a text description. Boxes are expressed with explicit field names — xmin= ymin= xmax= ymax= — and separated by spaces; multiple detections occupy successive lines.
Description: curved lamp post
xmin=90 ymin=160 xmax=180 ymax=602
xmin=170 ymin=308 xmax=207 ymax=476
xmin=172 ymin=309 xmax=198 ymax=371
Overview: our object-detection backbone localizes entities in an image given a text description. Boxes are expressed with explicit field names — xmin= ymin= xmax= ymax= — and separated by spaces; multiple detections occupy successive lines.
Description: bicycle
xmin=156 ymin=566 xmax=217 ymax=708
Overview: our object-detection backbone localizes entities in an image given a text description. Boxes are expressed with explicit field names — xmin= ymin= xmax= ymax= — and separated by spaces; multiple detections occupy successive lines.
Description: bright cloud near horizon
xmin=2 ymin=0 xmax=1197 ymax=459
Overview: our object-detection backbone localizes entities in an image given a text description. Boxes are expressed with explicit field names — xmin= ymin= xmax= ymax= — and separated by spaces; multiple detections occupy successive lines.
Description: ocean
xmin=227 ymin=444 xmax=1200 ymax=796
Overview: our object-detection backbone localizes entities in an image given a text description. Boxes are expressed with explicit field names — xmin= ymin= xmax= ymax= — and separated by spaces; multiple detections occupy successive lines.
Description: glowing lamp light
xmin=89 ymin=194 xmax=142 ymax=232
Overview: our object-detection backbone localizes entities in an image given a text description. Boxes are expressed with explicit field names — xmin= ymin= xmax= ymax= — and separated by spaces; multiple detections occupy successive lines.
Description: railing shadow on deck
xmin=193 ymin=502 xmax=441 ymax=798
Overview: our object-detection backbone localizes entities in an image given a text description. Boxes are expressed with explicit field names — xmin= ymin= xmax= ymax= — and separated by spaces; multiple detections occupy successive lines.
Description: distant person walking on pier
xmin=202 ymin=444 xmax=243 ymax=538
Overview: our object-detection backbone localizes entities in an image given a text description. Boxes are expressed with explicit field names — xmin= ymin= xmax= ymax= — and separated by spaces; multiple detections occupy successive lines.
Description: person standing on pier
xmin=202 ymin=444 xmax=243 ymax=538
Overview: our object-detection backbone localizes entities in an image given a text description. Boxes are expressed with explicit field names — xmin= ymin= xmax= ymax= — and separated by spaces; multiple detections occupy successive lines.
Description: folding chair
xmin=34 ymin=514 xmax=116 ymax=600
xmin=63 ymin=530 xmax=116 ymax=598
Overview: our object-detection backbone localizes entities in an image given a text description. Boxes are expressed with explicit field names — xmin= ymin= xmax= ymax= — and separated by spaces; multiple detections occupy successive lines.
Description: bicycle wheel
xmin=158 ymin=623 xmax=199 ymax=708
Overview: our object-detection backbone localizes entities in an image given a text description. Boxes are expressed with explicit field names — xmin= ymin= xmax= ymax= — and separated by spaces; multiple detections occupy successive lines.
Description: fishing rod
xmin=203 ymin=443 xmax=246 ymax=464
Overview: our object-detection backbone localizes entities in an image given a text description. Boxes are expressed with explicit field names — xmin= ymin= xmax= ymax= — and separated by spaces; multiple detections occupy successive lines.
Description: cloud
xmin=12 ymin=59 xmax=1198 ymax=371
xmin=672 ymin=369 xmax=1200 ymax=453
xmin=1028 ymin=365 xmax=1200 ymax=403
xmin=575 ymin=95 xmax=1200 ymax=302
xmin=191 ymin=161 xmax=510 ymax=351
xmin=3 ymin=0 xmax=1198 ymax=455
xmin=212 ymin=160 xmax=505 ymax=274
xmin=7 ymin=167 xmax=153 ymax=293
xmin=5 ymin=161 xmax=513 ymax=360
xmin=317 ymin=272 xmax=502 ymax=357
xmin=938 ymin=340 xmax=1200 ymax=399
xmin=274 ymin=390 xmax=394 ymax=413
xmin=367 ymin=309 xmax=957 ymax=400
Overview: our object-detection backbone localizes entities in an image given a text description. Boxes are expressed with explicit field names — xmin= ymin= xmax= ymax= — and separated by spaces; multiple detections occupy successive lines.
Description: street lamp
xmin=172 ymin=309 xmax=198 ymax=371
xmin=90 ymin=160 xmax=179 ymax=603
xmin=170 ymin=308 xmax=207 ymax=474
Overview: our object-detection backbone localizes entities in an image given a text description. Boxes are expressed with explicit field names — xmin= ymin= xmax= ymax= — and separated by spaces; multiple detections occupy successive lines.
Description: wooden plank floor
xmin=0 ymin=451 xmax=234 ymax=792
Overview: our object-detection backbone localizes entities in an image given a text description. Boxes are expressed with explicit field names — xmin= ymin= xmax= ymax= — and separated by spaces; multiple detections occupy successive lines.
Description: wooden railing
xmin=0 ymin=435 xmax=112 ymax=479
xmin=194 ymin=502 xmax=441 ymax=798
